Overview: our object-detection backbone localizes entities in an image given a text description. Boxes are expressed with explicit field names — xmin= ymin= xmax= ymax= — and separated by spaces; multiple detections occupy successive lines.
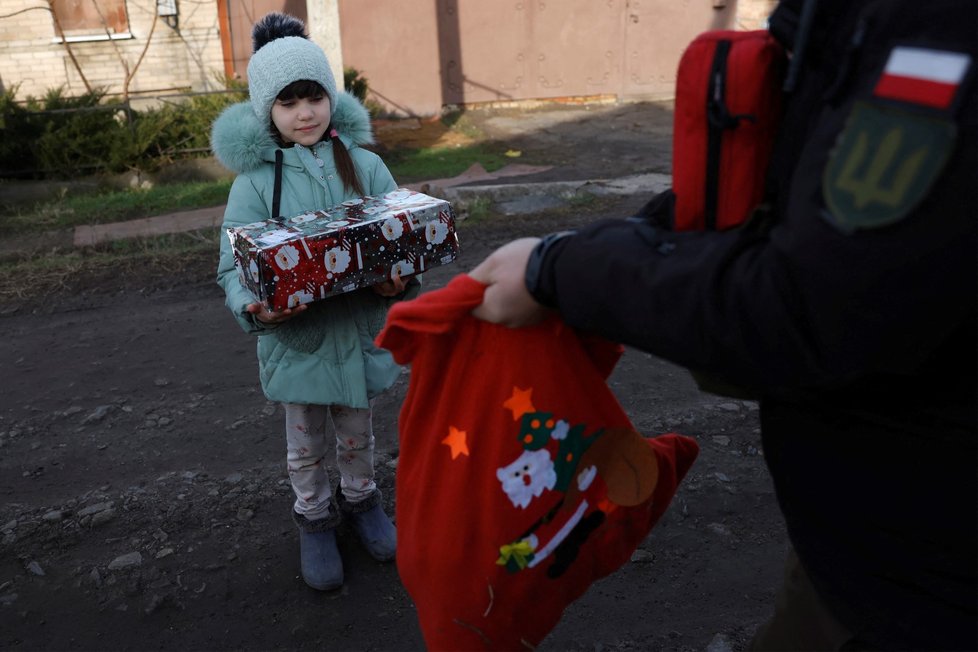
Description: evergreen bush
xmin=344 ymin=67 xmax=369 ymax=102
xmin=32 ymin=88 xmax=129 ymax=178
xmin=344 ymin=67 xmax=383 ymax=117
xmin=0 ymin=85 xmax=48 ymax=179
xmin=0 ymin=78 xmax=246 ymax=180
xmin=0 ymin=71 xmax=375 ymax=180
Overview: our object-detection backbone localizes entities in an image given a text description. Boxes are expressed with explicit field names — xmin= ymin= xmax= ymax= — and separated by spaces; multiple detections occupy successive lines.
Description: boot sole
xmin=302 ymin=574 xmax=344 ymax=591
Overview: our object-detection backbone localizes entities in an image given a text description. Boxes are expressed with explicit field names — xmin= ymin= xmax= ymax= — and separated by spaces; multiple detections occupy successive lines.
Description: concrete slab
xmin=439 ymin=172 xmax=672 ymax=212
xmin=405 ymin=162 xmax=554 ymax=191
xmin=73 ymin=205 xmax=226 ymax=247
xmin=58 ymin=170 xmax=670 ymax=246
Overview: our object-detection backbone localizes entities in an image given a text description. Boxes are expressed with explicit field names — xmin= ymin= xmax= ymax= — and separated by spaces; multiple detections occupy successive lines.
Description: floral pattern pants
xmin=283 ymin=402 xmax=377 ymax=521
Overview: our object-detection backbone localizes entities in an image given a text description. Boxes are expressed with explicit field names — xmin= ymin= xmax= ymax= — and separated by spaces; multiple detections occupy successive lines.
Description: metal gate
xmin=221 ymin=0 xmax=739 ymax=116
xmin=222 ymin=0 xmax=309 ymax=80
xmin=339 ymin=0 xmax=737 ymax=116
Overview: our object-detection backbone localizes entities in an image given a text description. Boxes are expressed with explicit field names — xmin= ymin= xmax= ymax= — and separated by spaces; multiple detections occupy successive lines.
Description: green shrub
xmin=33 ymin=88 xmax=132 ymax=177
xmin=344 ymin=67 xmax=369 ymax=102
xmin=0 ymin=78 xmax=247 ymax=180
xmin=344 ymin=67 xmax=383 ymax=117
xmin=0 ymin=85 xmax=47 ymax=178
xmin=145 ymin=78 xmax=247 ymax=159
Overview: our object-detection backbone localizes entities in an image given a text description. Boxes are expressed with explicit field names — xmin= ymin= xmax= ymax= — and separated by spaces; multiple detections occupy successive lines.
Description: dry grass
xmin=0 ymin=230 xmax=220 ymax=308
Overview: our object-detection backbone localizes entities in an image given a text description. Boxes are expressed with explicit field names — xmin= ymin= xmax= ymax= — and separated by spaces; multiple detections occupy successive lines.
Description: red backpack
xmin=672 ymin=30 xmax=787 ymax=231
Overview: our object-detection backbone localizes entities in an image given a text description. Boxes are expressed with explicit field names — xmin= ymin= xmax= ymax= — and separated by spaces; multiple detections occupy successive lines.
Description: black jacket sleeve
xmin=536 ymin=0 xmax=977 ymax=394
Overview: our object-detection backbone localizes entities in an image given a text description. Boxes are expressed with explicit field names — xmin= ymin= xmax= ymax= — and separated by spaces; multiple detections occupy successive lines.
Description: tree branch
xmin=45 ymin=1 xmax=95 ymax=95
xmin=0 ymin=6 xmax=50 ymax=20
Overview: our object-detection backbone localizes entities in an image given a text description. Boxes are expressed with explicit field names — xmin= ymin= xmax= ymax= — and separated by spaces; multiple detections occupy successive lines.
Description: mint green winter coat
xmin=211 ymin=93 xmax=417 ymax=408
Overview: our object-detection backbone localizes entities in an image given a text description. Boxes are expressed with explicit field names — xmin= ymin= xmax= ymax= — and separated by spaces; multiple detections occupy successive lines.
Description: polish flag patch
xmin=874 ymin=46 xmax=972 ymax=109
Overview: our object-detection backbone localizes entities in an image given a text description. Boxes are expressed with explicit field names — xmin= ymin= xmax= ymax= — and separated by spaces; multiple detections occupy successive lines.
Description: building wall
xmin=338 ymin=0 xmax=784 ymax=118
xmin=0 ymin=0 xmax=226 ymax=103
xmin=0 ymin=0 xmax=780 ymax=109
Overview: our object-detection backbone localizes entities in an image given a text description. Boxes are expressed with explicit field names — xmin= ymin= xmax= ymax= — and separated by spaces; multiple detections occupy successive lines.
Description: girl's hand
xmin=373 ymin=270 xmax=407 ymax=297
xmin=246 ymin=302 xmax=307 ymax=325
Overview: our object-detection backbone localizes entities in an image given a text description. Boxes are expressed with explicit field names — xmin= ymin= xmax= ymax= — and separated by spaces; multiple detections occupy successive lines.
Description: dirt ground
xmin=0 ymin=102 xmax=788 ymax=651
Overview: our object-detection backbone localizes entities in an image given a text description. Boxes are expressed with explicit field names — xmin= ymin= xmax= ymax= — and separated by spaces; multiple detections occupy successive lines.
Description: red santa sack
xmin=377 ymin=274 xmax=699 ymax=650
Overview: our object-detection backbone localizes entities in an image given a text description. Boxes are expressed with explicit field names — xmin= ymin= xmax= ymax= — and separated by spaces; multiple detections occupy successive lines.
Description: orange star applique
xmin=503 ymin=386 xmax=536 ymax=421
xmin=442 ymin=426 xmax=469 ymax=459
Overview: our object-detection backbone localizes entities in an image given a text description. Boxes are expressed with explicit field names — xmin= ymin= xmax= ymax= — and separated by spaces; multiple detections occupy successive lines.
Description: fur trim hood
xmin=210 ymin=92 xmax=375 ymax=174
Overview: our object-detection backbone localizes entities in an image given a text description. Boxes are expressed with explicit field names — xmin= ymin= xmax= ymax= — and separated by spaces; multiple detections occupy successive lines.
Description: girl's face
xmin=271 ymin=94 xmax=331 ymax=147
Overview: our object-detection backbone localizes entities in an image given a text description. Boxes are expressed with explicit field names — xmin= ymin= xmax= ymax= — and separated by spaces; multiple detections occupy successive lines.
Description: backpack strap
xmin=272 ymin=149 xmax=284 ymax=219
xmin=782 ymin=0 xmax=818 ymax=93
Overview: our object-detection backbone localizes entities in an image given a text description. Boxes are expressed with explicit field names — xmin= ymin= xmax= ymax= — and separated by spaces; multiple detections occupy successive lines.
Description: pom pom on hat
xmin=247 ymin=12 xmax=338 ymax=123
xmin=252 ymin=12 xmax=306 ymax=53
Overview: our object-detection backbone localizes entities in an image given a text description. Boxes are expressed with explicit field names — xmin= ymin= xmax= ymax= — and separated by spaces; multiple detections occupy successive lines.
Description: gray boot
xmin=293 ymin=509 xmax=343 ymax=590
xmin=336 ymin=488 xmax=397 ymax=562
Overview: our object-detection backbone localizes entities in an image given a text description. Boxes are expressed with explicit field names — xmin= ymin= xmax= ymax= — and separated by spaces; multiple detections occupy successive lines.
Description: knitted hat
xmin=247 ymin=13 xmax=337 ymax=124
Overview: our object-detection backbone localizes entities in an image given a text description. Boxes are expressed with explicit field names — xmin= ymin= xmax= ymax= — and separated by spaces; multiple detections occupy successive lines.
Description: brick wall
xmin=0 ymin=0 xmax=225 ymax=102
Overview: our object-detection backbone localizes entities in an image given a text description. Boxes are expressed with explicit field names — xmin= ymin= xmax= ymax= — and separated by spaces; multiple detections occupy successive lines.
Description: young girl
xmin=212 ymin=12 xmax=417 ymax=591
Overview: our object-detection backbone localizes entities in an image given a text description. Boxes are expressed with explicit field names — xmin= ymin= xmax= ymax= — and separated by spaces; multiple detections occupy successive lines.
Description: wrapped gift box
xmin=227 ymin=188 xmax=459 ymax=311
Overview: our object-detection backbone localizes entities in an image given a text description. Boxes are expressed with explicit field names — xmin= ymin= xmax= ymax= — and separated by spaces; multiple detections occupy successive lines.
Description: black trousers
xmin=750 ymin=547 xmax=872 ymax=651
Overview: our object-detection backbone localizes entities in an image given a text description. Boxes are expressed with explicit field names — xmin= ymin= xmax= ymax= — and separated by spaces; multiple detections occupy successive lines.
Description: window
xmin=51 ymin=0 xmax=131 ymax=42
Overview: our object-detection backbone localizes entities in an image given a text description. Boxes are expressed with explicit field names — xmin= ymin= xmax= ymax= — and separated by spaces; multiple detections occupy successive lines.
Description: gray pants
xmin=284 ymin=402 xmax=376 ymax=522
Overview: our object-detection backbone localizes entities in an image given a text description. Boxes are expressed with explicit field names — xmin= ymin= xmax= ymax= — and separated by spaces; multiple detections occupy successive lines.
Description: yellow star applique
xmin=503 ymin=386 xmax=535 ymax=421
xmin=442 ymin=426 xmax=469 ymax=460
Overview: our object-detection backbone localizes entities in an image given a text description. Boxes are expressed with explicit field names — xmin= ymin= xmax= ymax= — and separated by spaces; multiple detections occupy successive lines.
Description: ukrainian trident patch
xmin=822 ymin=46 xmax=972 ymax=231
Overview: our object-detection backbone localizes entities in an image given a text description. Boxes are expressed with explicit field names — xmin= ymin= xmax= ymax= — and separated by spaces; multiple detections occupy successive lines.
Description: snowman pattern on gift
xmin=495 ymin=408 xmax=660 ymax=579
